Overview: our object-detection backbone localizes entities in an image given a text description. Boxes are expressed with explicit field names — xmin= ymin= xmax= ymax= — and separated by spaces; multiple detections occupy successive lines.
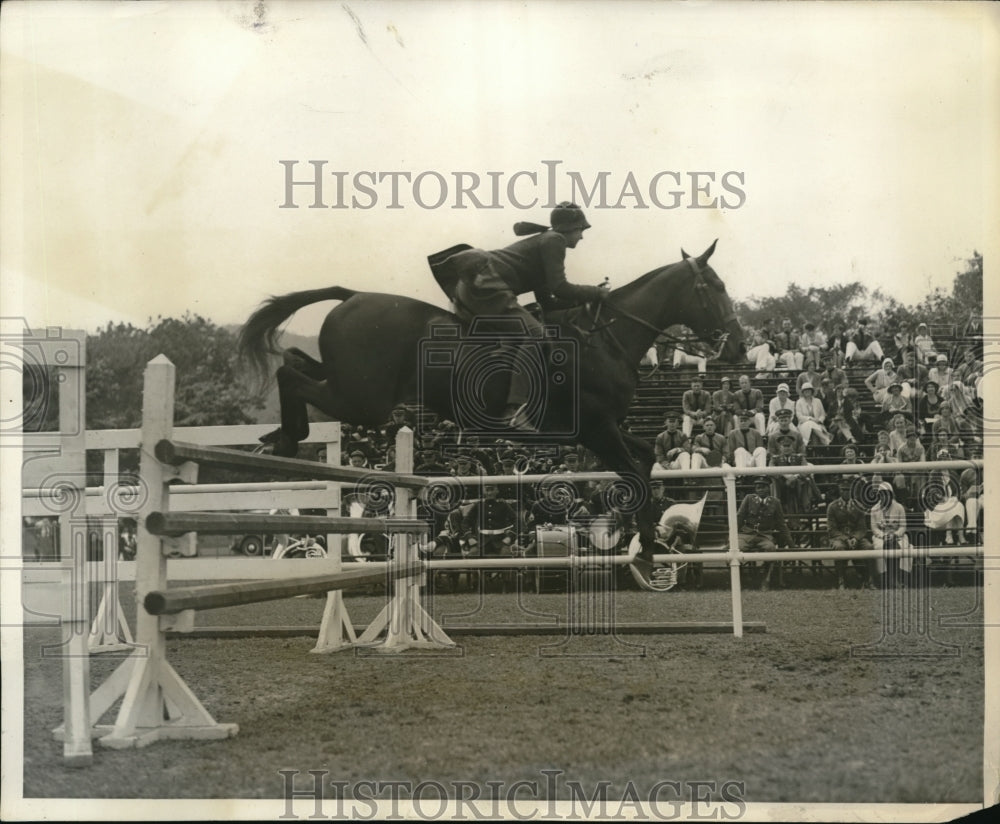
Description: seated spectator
xmin=960 ymin=466 xmax=982 ymax=543
xmin=745 ymin=322 xmax=777 ymax=375
xmin=954 ymin=346 xmax=983 ymax=387
xmin=815 ymin=375 xmax=836 ymax=407
xmin=771 ymin=440 xmax=823 ymax=524
xmin=672 ymin=342 xmax=708 ymax=374
xmin=821 ymin=350 xmax=849 ymax=390
xmin=826 ymin=322 xmax=848 ymax=368
xmin=893 ymin=426 xmax=926 ymax=506
xmin=382 ymin=404 xmax=415 ymax=441
xmin=799 ymin=321 xmax=827 ymax=371
xmin=864 ymin=357 xmax=902 ymax=405
xmin=376 ymin=445 xmax=397 ymax=471
xmin=825 ymin=397 xmax=858 ymax=444
xmin=913 ymin=322 xmax=937 ymax=365
xmin=682 ymin=374 xmax=713 ymax=437
xmin=654 ymin=412 xmax=693 ymax=471
xmin=931 ymin=403 xmax=962 ymax=443
xmin=869 ymin=432 xmax=895 ymax=489
xmin=462 ymin=484 xmax=523 ymax=558
xmin=794 ymin=382 xmax=833 ymax=447
xmin=870 ymin=482 xmax=912 ymax=588
xmin=927 ymin=354 xmax=953 ymax=391
xmin=711 ymin=376 xmax=738 ymax=435
xmin=887 ymin=414 xmax=911 ymax=456
xmin=737 ymin=476 xmax=794 ymax=590
xmin=795 ymin=364 xmax=825 ymax=395
xmin=347 ymin=425 xmax=381 ymax=463
xmin=768 ymin=408 xmax=804 ymax=457
xmin=947 ymin=382 xmax=979 ymax=441
xmin=461 ymin=434 xmax=495 ymax=476
xmin=552 ymin=450 xmax=583 ymax=474
xmin=880 ymin=382 xmax=912 ymax=424
xmin=415 ymin=447 xmax=449 ymax=474
xmin=691 ymin=417 xmax=727 ymax=469
xmin=839 ymin=443 xmax=863 ymax=466
xmin=836 ymin=387 xmax=867 ymax=443
xmin=891 ymin=326 xmax=913 ymax=360
xmin=946 ymin=434 xmax=967 ymax=460
xmin=451 ymin=452 xmax=486 ymax=479
xmin=827 ymin=476 xmax=875 ymax=589
xmin=347 ymin=448 xmax=369 ymax=468
xmin=824 ymin=384 xmax=855 ymax=444
xmin=648 ymin=479 xmax=677 ymax=523
xmin=766 ymin=383 xmax=796 ymax=435
xmin=922 ymin=449 xmax=965 ymax=546
xmin=495 ymin=450 xmax=534 ymax=507
xmin=918 ymin=381 xmax=943 ymax=433
xmin=774 ymin=318 xmax=804 ymax=372
xmin=845 ymin=318 xmax=885 ymax=364
xmin=733 ymin=374 xmax=766 ymax=435
xmin=896 ymin=348 xmax=928 ymax=398
xmin=727 ymin=410 xmax=767 ymax=468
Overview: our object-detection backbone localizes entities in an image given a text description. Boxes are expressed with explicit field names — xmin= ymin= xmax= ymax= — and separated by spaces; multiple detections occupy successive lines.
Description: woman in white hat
xmin=864 ymin=357 xmax=900 ymax=405
xmin=794 ymin=382 xmax=832 ymax=446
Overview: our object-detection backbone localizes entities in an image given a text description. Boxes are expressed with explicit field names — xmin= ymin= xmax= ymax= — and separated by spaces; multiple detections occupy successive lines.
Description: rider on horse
xmin=442 ymin=202 xmax=609 ymax=433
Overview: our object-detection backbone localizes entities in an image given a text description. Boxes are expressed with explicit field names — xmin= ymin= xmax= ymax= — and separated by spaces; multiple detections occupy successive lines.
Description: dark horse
xmin=238 ymin=241 xmax=744 ymax=585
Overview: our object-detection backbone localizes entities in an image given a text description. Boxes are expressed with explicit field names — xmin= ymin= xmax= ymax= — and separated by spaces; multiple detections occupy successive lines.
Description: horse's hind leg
xmin=268 ymin=363 xmax=337 ymax=457
xmin=283 ymin=347 xmax=326 ymax=380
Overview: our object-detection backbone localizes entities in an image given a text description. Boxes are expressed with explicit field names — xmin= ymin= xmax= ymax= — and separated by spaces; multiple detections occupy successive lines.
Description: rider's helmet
xmin=550 ymin=202 xmax=591 ymax=232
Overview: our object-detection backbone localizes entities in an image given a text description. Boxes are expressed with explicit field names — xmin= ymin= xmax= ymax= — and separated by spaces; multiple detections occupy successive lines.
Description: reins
xmin=580 ymin=256 xmax=732 ymax=363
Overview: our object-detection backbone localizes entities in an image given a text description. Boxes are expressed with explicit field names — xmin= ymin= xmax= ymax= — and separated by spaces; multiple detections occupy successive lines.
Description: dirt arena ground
xmin=19 ymin=576 xmax=984 ymax=806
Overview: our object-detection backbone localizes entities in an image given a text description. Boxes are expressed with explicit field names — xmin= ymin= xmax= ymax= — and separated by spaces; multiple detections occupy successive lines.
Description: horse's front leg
xmin=619 ymin=428 xmax=658 ymax=548
xmin=581 ymin=421 xmax=660 ymax=590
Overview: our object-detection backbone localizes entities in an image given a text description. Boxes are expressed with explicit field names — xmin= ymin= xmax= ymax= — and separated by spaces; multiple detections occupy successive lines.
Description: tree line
xmin=24 ymin=251 xmax=982 ymax=436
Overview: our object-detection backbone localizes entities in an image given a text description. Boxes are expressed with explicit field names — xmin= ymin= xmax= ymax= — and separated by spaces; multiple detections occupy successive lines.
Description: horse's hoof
xmin=259 ymin=429 xmax=282 ymax=445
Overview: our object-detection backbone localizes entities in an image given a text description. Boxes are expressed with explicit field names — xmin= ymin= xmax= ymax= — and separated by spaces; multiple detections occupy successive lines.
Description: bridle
xmin=581 ymin=256 xmax=735 ymax=361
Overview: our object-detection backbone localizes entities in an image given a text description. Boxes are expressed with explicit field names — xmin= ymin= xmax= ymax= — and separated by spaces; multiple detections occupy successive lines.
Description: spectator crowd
xmin=334 ymin=314 xmax=983 ymax=591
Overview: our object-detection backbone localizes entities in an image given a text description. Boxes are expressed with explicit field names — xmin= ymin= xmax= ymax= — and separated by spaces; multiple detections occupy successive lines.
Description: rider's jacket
xmin=457 ymin=231 xmax=603 ymax=305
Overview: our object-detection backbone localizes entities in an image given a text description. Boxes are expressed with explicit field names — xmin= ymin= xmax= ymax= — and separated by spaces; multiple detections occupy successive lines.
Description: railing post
xmin=723 ymin=471 xmax=744 ymax=638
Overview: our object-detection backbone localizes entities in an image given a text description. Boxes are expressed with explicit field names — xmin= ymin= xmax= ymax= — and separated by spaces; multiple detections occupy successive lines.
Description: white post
xmin=355 ymin=427 xmax=454 ymax=651
xmin=53 ymin=331 xmax=92 ymax=765
xmin=723 ymin=472 xmax=744 ymax=638
xmin=311 ymin=424 xmax=358 ymax=653
xmin=90 ymin=355 xmax=237 ymax=748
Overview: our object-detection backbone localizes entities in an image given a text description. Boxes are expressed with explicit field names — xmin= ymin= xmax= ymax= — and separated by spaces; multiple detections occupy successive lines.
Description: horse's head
xmin=678 ymin=240 xmax=745 ymax=363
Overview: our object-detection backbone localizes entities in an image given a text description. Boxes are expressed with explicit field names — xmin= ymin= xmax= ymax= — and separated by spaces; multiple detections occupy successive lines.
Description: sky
xmin=2 ymin=0 xmax=997 ymax=337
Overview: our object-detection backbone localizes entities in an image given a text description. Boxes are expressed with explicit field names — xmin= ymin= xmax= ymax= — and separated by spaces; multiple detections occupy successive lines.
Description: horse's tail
xmin=237 ymin=286 xmax=357 ymax=394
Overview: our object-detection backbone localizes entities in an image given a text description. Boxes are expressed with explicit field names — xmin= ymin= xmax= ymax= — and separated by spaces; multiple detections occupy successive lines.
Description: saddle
xmin=427 ymin=244 xmax=473 ymax=301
